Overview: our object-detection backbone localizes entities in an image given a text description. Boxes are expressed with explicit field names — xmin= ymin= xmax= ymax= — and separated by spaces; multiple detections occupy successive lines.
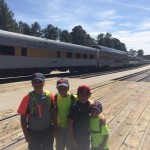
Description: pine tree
xmin=0 ymin=0 xmax=18 ymax=32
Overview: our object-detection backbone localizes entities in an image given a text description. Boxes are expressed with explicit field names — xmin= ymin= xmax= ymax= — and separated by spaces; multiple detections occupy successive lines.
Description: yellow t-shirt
xmin=57 ymin=93 xmax=77 ymax=127
xmin=89 ymin=115 xmax=109 ymax=149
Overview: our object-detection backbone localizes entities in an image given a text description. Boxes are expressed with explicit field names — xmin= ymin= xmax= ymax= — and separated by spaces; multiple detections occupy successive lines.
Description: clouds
xmin=98 ymin=0 xmax=150 ymax=11
xmin=6 ymin=0 xmax=150 ymax=54
xmin=113 ymin=30 xmax=150 ymax=54
xmin=140 ymin=18 xmax=150 ymax=30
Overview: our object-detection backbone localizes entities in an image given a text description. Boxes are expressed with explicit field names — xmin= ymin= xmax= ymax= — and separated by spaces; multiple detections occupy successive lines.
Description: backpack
xmin=27 ymin=90 xmax=53 ymax=118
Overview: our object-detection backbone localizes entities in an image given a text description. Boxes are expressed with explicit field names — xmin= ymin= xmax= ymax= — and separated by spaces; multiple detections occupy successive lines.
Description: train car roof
xmin=90 ymin=45 xmax=127 ymax=55
xmin=99 ymin=45 xmax=127 ymax=55
xmin=0 ymin=30 xmax=98 ymax=53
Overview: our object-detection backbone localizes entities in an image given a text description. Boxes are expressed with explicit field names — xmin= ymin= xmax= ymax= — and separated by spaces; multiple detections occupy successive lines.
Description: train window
xmin=90 ymin=54 xmax=94 ymax=59
xmin=76 ymin=53 xmax=81 ymax=58
xmin=115 ymin=60 xmax=121 ymax=63
xmin=83 ymin=54 xmax=87 ymax=59
xmin=57 ymin=51 xmax=61 ymax=58
xmin=67 ymin=52 xmax=72 ymax=58
xmin=21 ymin=47 xmax=27 ymax=56
xmin=0 ymin=45 xmax=15 ymax=55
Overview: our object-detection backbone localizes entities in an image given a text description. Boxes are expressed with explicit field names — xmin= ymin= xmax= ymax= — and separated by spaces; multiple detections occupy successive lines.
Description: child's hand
xmin=101 ymin=117 xmax=106 ymax=125
xmin=100 ymin=114 xmax=106 ymax=125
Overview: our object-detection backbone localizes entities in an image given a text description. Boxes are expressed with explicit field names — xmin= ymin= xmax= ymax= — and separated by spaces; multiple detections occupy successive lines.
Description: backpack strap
xmin=70 ymin=93 xmax=75 ymax=109
xmin=27 ymin=91 xmax=36 ymax=118
xmin=27 ymin=90 xmax=52 ymax=118
xmin=44 ymin=90 xmax=52 ymax=108
xmin=54 ymin=93 xmax=58 ymax=110
xmin=70 ymin=94 xmax=75 ymax=103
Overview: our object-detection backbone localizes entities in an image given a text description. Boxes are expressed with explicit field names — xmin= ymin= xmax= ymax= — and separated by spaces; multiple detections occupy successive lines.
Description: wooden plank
xmin=120 ymin=91 xmax=150 ymax=149
xmin=109 ymin=83 xmax=150 ymax=150
xmin=138 ymin=121 xmax=150 ymax=150
xmin=11 ymin=139 xmax=27 ymax=150
xmin=104 ymin=82 xmax=144 ymax=123
xmin=92 ymin=81 xmax=128 ymax=101
xmin=108 ymin=93 xmax=144 ymax=136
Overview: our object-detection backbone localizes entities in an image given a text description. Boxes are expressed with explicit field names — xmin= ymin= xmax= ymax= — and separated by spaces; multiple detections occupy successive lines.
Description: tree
xmin=137 ymin=49 xmax=144 ymax=57
xmin=59 ymin=30 xmax=72 ymax=43
xmin=71 ymin=25 xmax=86 ymax=45
xmin=97 ymin=33 xmax=112 ymax=47
xmin=128 ymin=49 xmax=138 ymax=56
xmin=71 ymin=25 xmax=94 ymax=46
xmin=111 ymin=38 xmax=120 ymax=49
xmin=18 ymin=21 xmax=31 ymax=35
xmin=85 ymin=34 xmax=95 ymax=46
xmin=96 ymin=32 xmax=127 ymax=51
xmin=31 ymin=22 xmax=41 ymax=37
xmin=42 ymin=24 xmax=59 ymax=40
xmin=98 ymin=33 xmax=112 ymax=47
xmin=112 ymin=38 xmax=127 ymax=52
xmin=119 ymin=42 xmax=127 ymax=52
xmin=97 ymin=33 xmax=104 ymax=45
xmin=0 ymin=0 xmax=18 ymax=32
xmin=105 ymin=33 xmax=112 ymax=38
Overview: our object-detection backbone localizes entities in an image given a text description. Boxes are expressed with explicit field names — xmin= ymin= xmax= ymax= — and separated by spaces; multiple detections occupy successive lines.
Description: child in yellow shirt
xmin=90 ymin=101 xmax=109 ymax=150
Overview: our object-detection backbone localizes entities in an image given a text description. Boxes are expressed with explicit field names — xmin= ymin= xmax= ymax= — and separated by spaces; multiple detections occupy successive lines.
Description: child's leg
xmin=28 ymin=129 xmax=41 ymax=150
xmin=56 ymin=126 xmax=66 ymax=150
xmin=41 ymin=126 xmax=54 ymax=150
xmin=75 ymin=132 xmax=90 ymax=150
xmin=64 ymin=127 xmax=71 ymax=150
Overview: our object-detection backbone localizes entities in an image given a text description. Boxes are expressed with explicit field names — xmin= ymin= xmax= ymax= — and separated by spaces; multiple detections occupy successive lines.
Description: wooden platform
xmin=99 ymin=81 xmax=150 ymax=150
xmin=1 ymin=80 xmax=150 ymax=150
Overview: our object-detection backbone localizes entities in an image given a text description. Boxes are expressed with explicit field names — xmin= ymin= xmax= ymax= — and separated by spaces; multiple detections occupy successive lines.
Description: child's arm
xmin=100 ymin=114 xmax=106 ymax=125
xmin=68 ymin=119 xmax=78 ymax=149
xmin=20 ymin=115 xmax=33 ymax=143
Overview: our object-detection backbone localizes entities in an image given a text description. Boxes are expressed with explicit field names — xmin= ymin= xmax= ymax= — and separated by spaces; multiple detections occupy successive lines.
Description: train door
xmin=96 ymin=49 xmax=99 ymax=68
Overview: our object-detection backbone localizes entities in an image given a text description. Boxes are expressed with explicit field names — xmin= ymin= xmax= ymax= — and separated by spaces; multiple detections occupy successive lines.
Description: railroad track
xmin=0 ymin=65 xmax=146 ymax=84
xmin=1 ymin=68 xmax=150 ymax=125
xmin=114 ymin=68 xmax=150 ymax=82
xmin=1 ymin=68 xmax=150 ymax=149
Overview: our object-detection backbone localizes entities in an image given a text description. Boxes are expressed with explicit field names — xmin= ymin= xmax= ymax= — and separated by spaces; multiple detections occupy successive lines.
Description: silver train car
xmin=0 ymin=30 xmax=98 ymax=76
xmin=90 ymin=45 xmax=129 ymax=68
xmin=0 ymin=30 xmax=146 ymax=77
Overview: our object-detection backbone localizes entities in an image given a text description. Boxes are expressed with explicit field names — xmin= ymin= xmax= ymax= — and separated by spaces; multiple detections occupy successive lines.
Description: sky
xmin=6 ymin=0 xmax=150 ymax=55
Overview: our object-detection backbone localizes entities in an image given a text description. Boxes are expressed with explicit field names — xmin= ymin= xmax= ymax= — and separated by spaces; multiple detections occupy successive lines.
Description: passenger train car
xmin=128 ymin=54 xmax=145 ymax=66
xmin=0 ymin=30 xmax=98 ymax=76
xmin=0 ymin=30 xmax=146 ymax=77
xmin=90 ymin=45 xmax=128 ymax=68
